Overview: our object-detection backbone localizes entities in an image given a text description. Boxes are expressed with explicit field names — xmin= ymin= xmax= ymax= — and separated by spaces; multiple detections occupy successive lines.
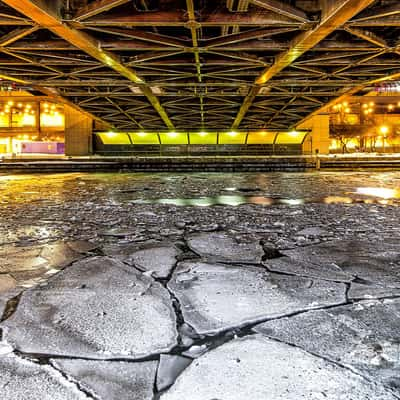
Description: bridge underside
xmin=0 ymin=0 xmax=398 ymax=131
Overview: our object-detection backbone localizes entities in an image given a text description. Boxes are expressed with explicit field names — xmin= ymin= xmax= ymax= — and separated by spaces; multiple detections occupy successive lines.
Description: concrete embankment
xmin=2 ymin=155 xmax=400 ymax=173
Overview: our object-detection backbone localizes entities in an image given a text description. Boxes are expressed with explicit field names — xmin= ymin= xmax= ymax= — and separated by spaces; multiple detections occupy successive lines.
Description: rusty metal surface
xmin=0 ymin=0 xmax=396 ymax=130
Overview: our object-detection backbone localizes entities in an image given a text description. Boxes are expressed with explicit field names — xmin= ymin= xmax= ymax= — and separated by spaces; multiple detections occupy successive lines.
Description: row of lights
xmin=107 ymin=130 xmax=300 ymax=138
xmin=334 ymin=101 xmax=400 ymax=115
xmin=0 ymin=101 xmax=35 ymax=117
xmin=14 ymin=135 xmax=63 ymax=141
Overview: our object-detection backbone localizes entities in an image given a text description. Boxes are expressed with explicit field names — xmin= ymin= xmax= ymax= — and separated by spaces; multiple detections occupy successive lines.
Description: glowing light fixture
xmin=137 ymin=131 xmax=147 ymax=137
xmin=228 ymin=130 xmax=238 ymax=137
xmin=168 ymin=131 xmax=178 ymax=138
xmin=199 ymin=131 xmax=207 ymax=137
xmin=388 ymin=104 xmax=394 ymax=111
xmin=356 ymin=187 xmax=398 ymax=199
xmin=106 ymin=131 xmax=117 ymax=138
xmin=379 ymin=125 xmax=389 ymax=135
xmin=289 ymin=130 xmax=299 ymax=137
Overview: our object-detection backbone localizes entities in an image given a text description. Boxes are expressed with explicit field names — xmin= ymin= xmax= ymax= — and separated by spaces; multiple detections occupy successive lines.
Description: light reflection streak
xmin=356 ymin=187 xmax=400 ymax=199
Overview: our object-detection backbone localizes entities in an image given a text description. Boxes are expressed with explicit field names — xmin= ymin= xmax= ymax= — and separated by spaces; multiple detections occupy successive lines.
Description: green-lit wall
xmin=94 ymin=131 xmax=310 ymax=156
xmin=96 ymin=131 xmax=308 ymax=145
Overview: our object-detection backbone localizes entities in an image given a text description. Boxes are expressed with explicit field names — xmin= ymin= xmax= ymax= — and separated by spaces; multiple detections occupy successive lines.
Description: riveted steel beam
xmin=0 ymin=25 xmax=39 ymax=47
xmin=248 ymin=0 xmax=309 ymax=22
xmin=74 ymin=0 xmax=131 ymax=21
xmin=0 ymin=71 xmax=111 ymax=127
xmin=2 ymin=0 xmax=175 ymax=129
xmin=296 ymin=70 xmax=400 ymax=128
xmin=232 ymin=0 xmax=375 ymax=129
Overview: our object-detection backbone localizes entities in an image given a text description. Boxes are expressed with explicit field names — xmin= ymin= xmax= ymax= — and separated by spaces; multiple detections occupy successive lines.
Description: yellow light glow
xmin=343 ymin=101 xmax=348 ymax=107
xmin=379 ymin=125 xmax=389 ymax=135
xmin=106 ymin=131 xmax=117 ymax=138
xmin=26 ymin=104 xmax=32 ymax=109
xmin=198 ymin=131 xmax=208 ymax=137
xmin=137 ymin=131 xmax=147 ymax=137
xmin=7 ymin=101 xmax=13 ymax=106
xmin=228 ymin=131 xmax=238 ymax=137
xmin=345 ymin=108 xmax=351 ymax=113
xmin=40 ymin=112 xmax=64 ymax=127
xmin=356 ymin=187 xmax=398 ymax=199
xmin=362 ymin=104 xmax=368 ymax=109
xmin=17 ymin=103 xmax=22 ymax=108
xmin=388 ymin=104 xmax=394 ymax=111
xmin=168 ymin=131 xmax=178 ymax=138
xmin=22 ymin=114 xmax=35 ymax=126
xmin=369 ymin=101 xmax=374 ymax=106
xmin=289 ymin=130 xmax=299 ymax=137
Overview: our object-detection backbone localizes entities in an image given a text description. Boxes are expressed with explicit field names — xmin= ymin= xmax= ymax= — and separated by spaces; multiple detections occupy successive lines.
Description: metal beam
xmin=0 ymin=71 xmax=111 ymax=128
xmin=248 ymin=0 xmax=309 ymax=22
xmin=2 ymin=0 xmax=175 ymax=129
xmin=344 ymin=26 xmax=388 ymax=48
xmin=296 ymin=70 xmax=400 ymax=128
xmin=186 ymin=0 xmax=204 ymax=124
xmin=74 ymin=0 xmax=131 ymax=21
xmin=0 ymin=26 xmax=39 ymax=47
xmin=205 ymin=27 xmax=298 ymax=48
xmin=232 ymin=0 xmax=375 ymax=128
xmin=81 ymin=10 xmax=303 ymax=27
xmin=85 ymin=27 xmax=186 ymax=48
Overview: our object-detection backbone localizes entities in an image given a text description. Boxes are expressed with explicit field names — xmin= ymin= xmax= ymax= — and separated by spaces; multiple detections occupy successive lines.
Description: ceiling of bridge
xmin=0 ymin=0 xmax=398 ymax=131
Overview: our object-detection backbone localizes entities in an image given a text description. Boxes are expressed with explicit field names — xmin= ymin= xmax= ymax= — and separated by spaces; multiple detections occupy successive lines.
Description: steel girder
xmin=0 ymin=0 xmax=397 ymax=130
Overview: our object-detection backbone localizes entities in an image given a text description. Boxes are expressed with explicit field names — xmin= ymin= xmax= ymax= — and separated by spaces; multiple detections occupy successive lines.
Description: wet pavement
xmin=1 ymin=171 xmax=400 ymax=399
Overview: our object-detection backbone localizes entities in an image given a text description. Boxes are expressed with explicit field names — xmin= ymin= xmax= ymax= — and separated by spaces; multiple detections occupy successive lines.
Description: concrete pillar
xmin=7 ymin=137 xmax=12 ymax=153
xmin=298 ymin=114 xmax=331 ymax=155
xmin=310 ymin=115 xmax=330 ymax=155
xmin=64 ymin=105 xmax=93 ymax=156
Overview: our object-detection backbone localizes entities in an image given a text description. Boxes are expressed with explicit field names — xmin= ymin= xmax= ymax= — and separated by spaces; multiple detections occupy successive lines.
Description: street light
xmin=379 ymin=125 xmax=389 ymax=135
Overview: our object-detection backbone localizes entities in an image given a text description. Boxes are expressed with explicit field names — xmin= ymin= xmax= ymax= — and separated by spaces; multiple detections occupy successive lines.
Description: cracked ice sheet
xmin=1 ymin=257 xmax=178 ymax=359
xmin=161 ymin=335 xmax=397 ymax=400
xmin=280 ymin=240 xmax=400 ymax=293
xmin=265 ymin=256 xmax=353 ymax=282
xmin=167 ymin=261 xmax=346 ymax=335
xmin=186 ymin=232 xmax=264 ymax=263
xmin=0 ymin=240 xmax=94 ymax=274
xmin=254 ymin=299 xmax=400 ymax=393
xmin=103 ymin=243 xmax=180 ymax=279
xmin=0 ymin=355 xmax=87 ymax=400
xmin=51 ymin=359 xmax=157 ymax=400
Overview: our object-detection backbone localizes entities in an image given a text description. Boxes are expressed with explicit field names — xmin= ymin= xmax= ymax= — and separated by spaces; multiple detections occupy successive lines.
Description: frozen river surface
xmin=0 ymin=171 xmax=400 ymax=399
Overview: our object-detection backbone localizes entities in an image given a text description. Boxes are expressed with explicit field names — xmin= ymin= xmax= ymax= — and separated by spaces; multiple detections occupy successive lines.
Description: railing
xmin=94 ymin=144 xmax=304 ymax=157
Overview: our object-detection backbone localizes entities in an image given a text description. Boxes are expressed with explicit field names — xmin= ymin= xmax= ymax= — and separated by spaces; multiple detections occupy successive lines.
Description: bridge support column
xmin=64 ymin=105 xmax=93 ymax=156
xmin=298 ymin=114 xmax=330 ymax=155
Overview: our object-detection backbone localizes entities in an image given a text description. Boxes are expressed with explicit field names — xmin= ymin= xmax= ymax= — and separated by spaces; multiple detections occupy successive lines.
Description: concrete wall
xmin=298 ymin=114 xmax=330 ymax=155
xmin=64 ymin=105 xmax=93 ymax=156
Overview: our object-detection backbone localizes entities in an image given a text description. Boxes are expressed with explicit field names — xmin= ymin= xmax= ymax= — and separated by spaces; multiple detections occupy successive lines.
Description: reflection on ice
xmin=131 ymin=193 xmax=400 ymax=207
xmin=356 ymin=187 xmax=400 ymax=199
